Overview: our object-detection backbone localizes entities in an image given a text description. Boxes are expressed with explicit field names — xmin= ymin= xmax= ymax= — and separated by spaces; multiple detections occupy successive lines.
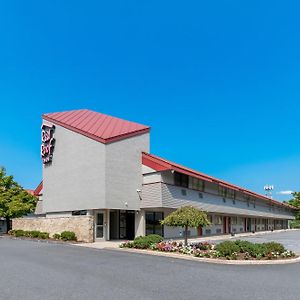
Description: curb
xmin=110 ymin=248 xmax=300 ymax=265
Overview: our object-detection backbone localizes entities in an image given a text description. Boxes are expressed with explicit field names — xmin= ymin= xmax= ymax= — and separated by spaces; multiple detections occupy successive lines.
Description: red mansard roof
xmin=142 ymin=152 xmax=295 ymax=210
xmin=43 ymin=109 xmax=150 ymax=144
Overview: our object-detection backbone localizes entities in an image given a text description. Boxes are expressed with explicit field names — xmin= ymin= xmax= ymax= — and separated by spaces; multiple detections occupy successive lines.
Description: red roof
xmin=142 ymin=152 xmax=295 ymax=210
xmin=25 ymin=189 xmax=35 ymax=196
xmin=43 ymin=109 xmax=150 ymax=144
xmin=33 ymin=181 xmax=43 ymax=196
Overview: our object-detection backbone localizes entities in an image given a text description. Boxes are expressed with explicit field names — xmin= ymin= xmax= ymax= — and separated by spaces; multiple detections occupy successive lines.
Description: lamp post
xmin=264 ymin=185 xmax=274 ymax=199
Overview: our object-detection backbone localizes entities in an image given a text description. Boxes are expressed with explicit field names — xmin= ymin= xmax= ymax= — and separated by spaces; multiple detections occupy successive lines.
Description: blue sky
xmin=0 ymin=1 xmax=299 ymax=201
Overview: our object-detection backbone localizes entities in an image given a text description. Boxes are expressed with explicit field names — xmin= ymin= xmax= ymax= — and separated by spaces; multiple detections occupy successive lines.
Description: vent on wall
xmin=181 ymin=189 xmax=187 ymax=196
xmin=216 ymin=228 xmax=222 ymax=234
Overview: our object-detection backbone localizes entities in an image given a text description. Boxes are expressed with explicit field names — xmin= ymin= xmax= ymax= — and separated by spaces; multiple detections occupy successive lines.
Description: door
xmin=247 ymin=218 xmax=251 ymax=232
xmin=126 ymin=212 xmax=135 ymax=240
xmin=119 ymin=210 xmax=135 ymax=240
xmin=198 ymin=226 xmax=203 ymax=237
xmin=96 ymin=212 xmax=104 ymax=239
xmin=223 ymin=217 xmax=227 ymax=234
xmin=228 ymin=217 xmax=231 ymax=234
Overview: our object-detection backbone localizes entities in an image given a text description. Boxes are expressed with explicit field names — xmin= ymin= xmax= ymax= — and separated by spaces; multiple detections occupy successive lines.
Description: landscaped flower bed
xmin=120 ymin=236 xmax=296 ymax=260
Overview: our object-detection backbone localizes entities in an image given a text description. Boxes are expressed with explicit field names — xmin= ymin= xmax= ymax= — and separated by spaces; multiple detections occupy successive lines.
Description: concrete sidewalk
xmin=74 ymin=229 xmax=299 ymax=250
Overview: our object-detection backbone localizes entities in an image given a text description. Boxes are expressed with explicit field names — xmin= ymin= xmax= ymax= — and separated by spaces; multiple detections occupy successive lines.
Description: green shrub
xmin=30 ymin=231 xmax=41 ymax=238
xmin=14 ymin=229 xmax=25 ymax=237
xmin=215 ymin=241 xmax=240 ymax=257
xmin=263 ymin=242 xmax=286 ymax=254
xmin=145 ymin=234 xmax=163 ymax=244
xmin=9 ymin=230 xmax=51 ymax=240
xmin=132 ymin=236 xmax=150 ymax=249
xmin=290 ymin=220 xmax=300 ymax=229
xmin=234 ymin=240 xmax=253 ymax=253
xmin=53 ymin=233 xmax=61 ymax=240
xmin=132 ymin=234 xmax=163 ymax=249
xmin=38 ymin=232 xmax=50 ymax=239
xmin=60 ymin=231 xmax=77 ymax=241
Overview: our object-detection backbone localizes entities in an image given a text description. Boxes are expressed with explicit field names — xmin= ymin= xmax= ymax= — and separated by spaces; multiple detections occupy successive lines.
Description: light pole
xmin=264 ymin=185 xmax=274 ymax=198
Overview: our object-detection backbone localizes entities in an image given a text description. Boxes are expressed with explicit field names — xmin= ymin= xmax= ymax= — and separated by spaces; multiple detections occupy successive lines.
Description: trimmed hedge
xmin=9 ymin=230 xmax=49 ymax=239
xmin=216 ymin=240 xmax=287 ymax=259
xmin=8 ymin=230 xmax=77 ymax=241
xmin=60 ymin=231 xmax=77 ymax=241
xmin=53 ymin=233 xmax=61 ymax=240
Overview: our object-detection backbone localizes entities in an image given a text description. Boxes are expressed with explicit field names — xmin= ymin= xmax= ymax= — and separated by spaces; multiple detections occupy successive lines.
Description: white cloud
xmin=277 ymin=191 xmax=294 ymax=195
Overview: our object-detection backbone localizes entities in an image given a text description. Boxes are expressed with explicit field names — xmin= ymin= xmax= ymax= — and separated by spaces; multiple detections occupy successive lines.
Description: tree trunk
xmin=184 ymin=225 xmax=188 ymax=246
xmin=5 ymin=217 xmax=11 ymax=233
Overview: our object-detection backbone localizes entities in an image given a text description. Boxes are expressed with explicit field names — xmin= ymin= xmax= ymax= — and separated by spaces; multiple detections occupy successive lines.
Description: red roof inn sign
xmin=41 ymin=123 xmax=55 ymax=164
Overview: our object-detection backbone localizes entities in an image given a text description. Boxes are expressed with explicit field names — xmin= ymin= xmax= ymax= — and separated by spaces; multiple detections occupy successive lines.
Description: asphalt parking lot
xmin=1 ymin=234 xmax=300 ymax=300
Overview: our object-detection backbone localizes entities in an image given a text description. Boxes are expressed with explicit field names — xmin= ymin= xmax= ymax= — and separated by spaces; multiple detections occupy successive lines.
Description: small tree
xmin=161 ymin=206 xmax=210 ymax=246
xmin=284 ymin=192 xmax=300 ymax=221
xmin=0 ymin=167 xmax=37 ymax=232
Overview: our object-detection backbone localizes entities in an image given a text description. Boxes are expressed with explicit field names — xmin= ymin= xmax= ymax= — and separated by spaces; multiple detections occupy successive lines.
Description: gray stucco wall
xmin=43 ymin=122 xmax=106 ymax=213
xmin=43 ymin=121 xmax=149 ymax=213
xmin=105 ymin=133 xmax=150 ymax=210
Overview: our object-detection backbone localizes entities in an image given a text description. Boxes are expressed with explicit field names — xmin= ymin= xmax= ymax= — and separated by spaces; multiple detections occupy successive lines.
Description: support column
xmin=106 ymin=209 xmax=110 ymax=241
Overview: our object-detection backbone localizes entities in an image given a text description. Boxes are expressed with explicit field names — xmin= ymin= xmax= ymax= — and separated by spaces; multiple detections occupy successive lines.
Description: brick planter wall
xmin=12 ymin=216 xmax=94 ymax=243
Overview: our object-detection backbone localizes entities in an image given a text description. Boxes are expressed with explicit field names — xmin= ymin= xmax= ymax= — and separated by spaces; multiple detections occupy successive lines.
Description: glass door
xmin=96 ymin=213 xmax=104 ymax=238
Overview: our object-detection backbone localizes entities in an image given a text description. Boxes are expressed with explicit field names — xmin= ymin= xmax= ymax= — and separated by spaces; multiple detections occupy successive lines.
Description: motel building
xmin=23 ymin=109 xmax=295 ymax=242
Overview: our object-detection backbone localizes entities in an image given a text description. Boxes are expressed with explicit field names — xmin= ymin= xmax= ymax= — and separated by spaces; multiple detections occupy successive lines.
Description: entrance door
xmin=119 ymin=210 xmax=135 ymax=240
xmin=228 ymin=217 xmax=231 ymax=234
xmin=223 ymin=217 xmax=227 ymax=234
xmin=247 ymin=218 xmax=251 ymax=232
xmin=198 ymin=226 xmax=203 ymax=237
xmin=126 ymin=212 xmax=135 ymax=240
xmin=96 ymin=212 xmax=104 ymax=239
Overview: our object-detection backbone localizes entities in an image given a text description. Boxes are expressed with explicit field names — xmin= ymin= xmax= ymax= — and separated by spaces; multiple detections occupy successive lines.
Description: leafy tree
xmin=161 ymin=206 xmax=210 ymax=246
xmin=0 ymin=167 xmax=37 ymax=232
xmin=284 ymin=192 xmax=300 ymax=220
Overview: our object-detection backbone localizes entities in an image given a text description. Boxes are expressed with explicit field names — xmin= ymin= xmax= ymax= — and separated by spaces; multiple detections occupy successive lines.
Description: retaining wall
xmin=12 ymin=216 xmax=94 ymax=242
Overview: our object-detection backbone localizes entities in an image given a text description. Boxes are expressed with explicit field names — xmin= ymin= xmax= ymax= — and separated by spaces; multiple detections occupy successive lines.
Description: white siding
xmin=141 ymin=182 xmax=295 ymax=220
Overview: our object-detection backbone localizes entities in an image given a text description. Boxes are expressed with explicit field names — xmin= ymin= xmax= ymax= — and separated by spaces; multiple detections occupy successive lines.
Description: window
xmin=231 ymin=217 xmax=237 ymax=225
xmin=219 ymin=186 xmax=227 ymax=197
xmin=198 ymin=193 xmax=203 ymax=199
xmin=181 ymin=189 xmax=187 ymax=196
xmin=214 ymin=215 xmax=222 ymax=225
xmin=72 ymin=210 xmax=87 ymax=216
xmin=232 ymin=199 xmax=236 ymax=205
xmin=227 ymin=189 xmax=236 ymax=199
xmin=146 ymin=212 xmax=164 ymax=236
xmin=174 ymin=172 xmax=189 ymax=188
xmin=191 ymin=177 xmax=205 ymax=191
xmin=207 ymin=215 xmax=213 ymax=223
